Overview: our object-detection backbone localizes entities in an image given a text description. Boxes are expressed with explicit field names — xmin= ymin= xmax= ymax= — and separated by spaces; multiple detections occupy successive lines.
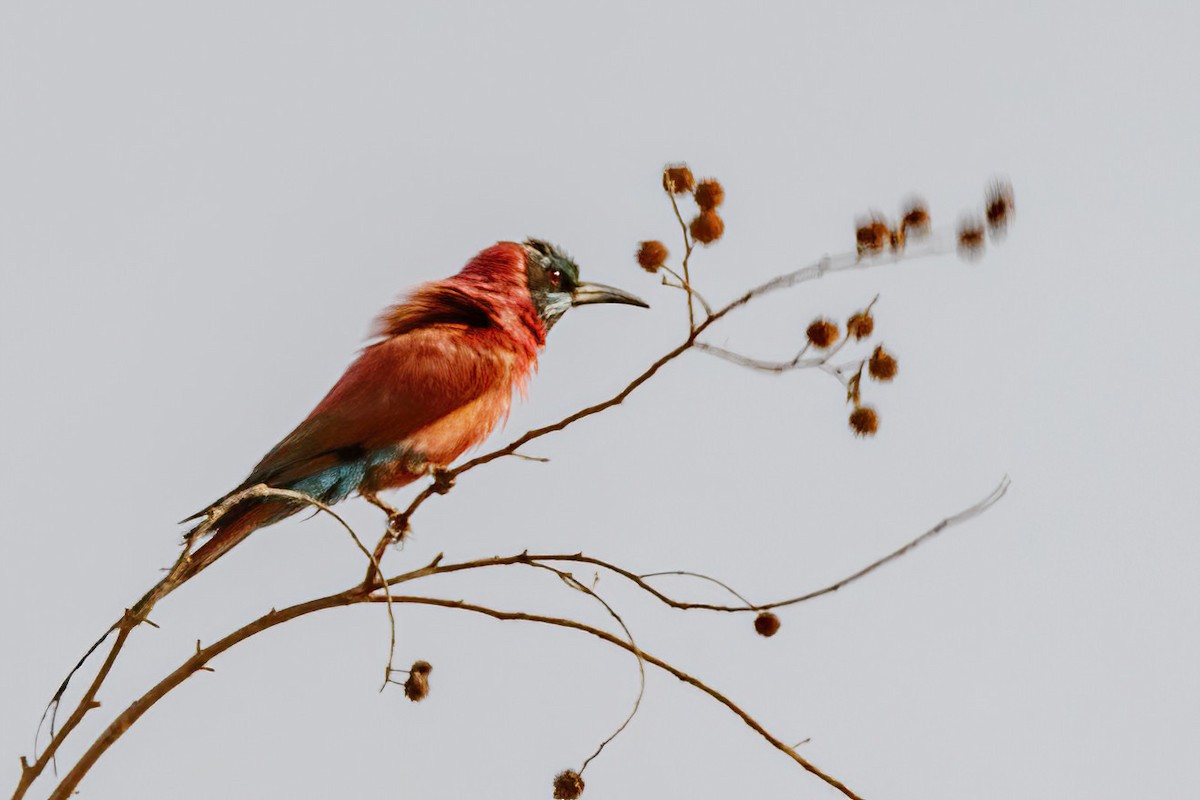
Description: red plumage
xmin=182 ymin=242 xmax=545 ymax=582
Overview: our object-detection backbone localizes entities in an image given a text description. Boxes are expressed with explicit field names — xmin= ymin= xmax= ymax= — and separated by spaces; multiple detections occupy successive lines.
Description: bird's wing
xmin=183 ymin=325 xmax=521 ymax=521
xmin=250 ymin=327 xmax=517 ymax=486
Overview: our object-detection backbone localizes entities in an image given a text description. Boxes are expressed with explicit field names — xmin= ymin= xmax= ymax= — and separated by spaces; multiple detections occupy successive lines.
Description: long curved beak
xmin=572 ymin=282 xmax=650 ymax=308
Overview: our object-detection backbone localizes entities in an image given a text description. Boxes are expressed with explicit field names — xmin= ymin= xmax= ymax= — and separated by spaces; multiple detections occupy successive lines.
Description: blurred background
xmin=2 ymin=2 xmax=1197 ymax=798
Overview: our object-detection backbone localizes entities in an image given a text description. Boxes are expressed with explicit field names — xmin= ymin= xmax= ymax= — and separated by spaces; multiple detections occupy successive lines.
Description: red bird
xmin=180 ymin=239 xmax=646 ymax=583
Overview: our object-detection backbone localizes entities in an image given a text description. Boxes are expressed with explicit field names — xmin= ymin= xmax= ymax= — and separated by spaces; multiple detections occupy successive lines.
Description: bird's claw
xmin=387 ymin=511 xmax=410 ymax=539
xmin=431 ymin=469 xmax=455 ymax=495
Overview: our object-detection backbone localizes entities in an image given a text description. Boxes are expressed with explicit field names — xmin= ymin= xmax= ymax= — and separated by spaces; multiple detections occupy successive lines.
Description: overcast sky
xmin=2 ymin=2 xmax=1197 ymax=799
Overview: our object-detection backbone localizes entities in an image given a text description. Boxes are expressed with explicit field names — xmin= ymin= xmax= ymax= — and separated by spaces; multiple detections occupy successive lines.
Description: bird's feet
xmin=361 ymin=491 xmax=410 ymax=538
xmin=430 ymin=468 xmax=456 ymax=495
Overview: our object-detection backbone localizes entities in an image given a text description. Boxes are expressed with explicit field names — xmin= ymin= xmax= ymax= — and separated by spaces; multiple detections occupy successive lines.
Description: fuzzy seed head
xmin=636 ymin=240 xmax=669 ymax=273
xmin=694 ymin=178 xmax=725 ymax=211
xmin=868 ymin=345 xmax=898 ymax=381
xmin=985 ymin=179 xmax=1015 ymax=232
xmin=806 ymin=318 xmax=840 ymax=349
xmin=900 ymin=200 xmax=931 ymax=239
xmin=553 ymin=770 xmax=585 ymax=799
xmin=847 ymin=311 xmax=875 ymax=340
xmin=689 ymin=209 xmax=725 ymax=245
xmin=855 ymin=214 xmax=890 ymax=257
xmin=754 ymin=612 xmax=781 ymax=637
xmin=957 ymin=217 xmax=987 ymax=261
xmin=663 ymin=164 xmax=695 ymax=194
xmin=403 ymin=660 xmax=432 ymax=702
xmin=849 ymin=406 xmax=879 ymax=437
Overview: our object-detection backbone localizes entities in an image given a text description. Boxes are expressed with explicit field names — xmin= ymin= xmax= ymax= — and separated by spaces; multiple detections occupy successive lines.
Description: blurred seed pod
xmin=754 ymin=611 xmax=781 ymax=637
xmin=849 ymin=406 xmax=879 ymax=437
xmin=847 ymin=310 xmax=875 ymax=340
xmin=662 ymin=164 xmax=695 ymax=194
xmin=957 ymin=217 xmax=986 ymax=261
xmin=855 ymin=214 xmax=890 ymax=257
xmin=868 ymin=345 xmax=898 ymax=381
xmin=403 ymin=660 xmax=432 ymax=702
xmin=694 ymin=178 xmax=725 ymax=211
xmin=806 ymin=318 xmax=840 ymax=349
xmin=690 ymin=209 xmax=725 ymax=245
xmin=636 ymin=240 xmax=669 ymax=273
xmin=553 ymin=769 xmax=585 ymax=799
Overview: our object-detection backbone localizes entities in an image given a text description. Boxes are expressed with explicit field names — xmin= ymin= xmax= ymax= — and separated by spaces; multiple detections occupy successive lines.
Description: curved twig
xmin=371 ymin=595 xmax=865 ymax=800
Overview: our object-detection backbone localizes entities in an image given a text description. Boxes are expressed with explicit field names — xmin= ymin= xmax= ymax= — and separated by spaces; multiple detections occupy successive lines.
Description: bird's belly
xmin=364 ymin=388 xmax=513 ymax=491
xmin=406 ymin=388 xmax=513 ymax=464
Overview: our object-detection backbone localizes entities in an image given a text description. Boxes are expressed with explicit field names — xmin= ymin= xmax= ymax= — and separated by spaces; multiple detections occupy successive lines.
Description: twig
xmin=638 ymin=570 xmax=757 ymax=608
xmin=523 ymin=563 xmax=645 ymax=775
xmin=370 ymin=595 xmax=865 ymax=800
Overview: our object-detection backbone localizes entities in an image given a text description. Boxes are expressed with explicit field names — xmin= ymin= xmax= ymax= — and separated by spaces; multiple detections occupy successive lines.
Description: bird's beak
xmin=571 ymin=282 xmax=650 ymax=309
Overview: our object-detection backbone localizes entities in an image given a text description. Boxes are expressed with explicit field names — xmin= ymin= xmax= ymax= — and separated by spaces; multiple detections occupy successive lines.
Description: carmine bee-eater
xmin=180 ymin=239 xmax=647 ymax=583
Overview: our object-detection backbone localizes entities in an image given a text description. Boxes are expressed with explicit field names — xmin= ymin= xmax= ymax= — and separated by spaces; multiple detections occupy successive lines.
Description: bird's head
xmin=522 ymin=239 xmax=648 ymax=330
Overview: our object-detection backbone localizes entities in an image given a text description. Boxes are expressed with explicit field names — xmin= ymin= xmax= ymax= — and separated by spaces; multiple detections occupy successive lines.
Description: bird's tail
xmin=176 ymin=497 xmax=300 ymax=587
xmin=128 ymin=495 xmax=300 ymax=616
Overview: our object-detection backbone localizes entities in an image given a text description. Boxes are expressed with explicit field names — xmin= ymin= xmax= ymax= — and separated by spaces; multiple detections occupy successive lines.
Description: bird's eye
xmin=547 ymin=268 xmax=562 ymax=287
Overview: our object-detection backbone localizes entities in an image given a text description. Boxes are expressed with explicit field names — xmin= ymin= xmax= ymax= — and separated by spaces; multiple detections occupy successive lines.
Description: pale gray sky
xmin=2 ymin=2 xmax=1197 ymax=799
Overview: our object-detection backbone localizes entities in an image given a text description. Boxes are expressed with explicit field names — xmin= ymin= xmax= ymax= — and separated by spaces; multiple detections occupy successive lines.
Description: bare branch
xmin=370 ymin=595 xmax=865 ymax=800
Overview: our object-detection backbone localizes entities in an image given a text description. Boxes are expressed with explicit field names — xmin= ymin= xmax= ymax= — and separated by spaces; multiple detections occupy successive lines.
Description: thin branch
xmin=43 ymin=587 xmax=368 ymax=800
xmin=666 ymin=189 xmax=698 ymax=330
xmin=387 ymin=477 xmax=1009 ymax=615
xmin=660 ymin=265 xmax=713 ymax=317
xmin=638 ymin=570 xmax=756 ymax=608
xmin=24 ymin=226 xmax=972 ymax=800
xmin=523 ymin=563 xmax=646 ymax=776
xmin=370 ymin=595 xmax=865 ymax=800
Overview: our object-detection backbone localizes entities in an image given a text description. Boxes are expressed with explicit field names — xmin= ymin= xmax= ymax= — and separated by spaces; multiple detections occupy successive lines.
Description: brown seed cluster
xmin=868 ymin=345 xmax=897 ymax=381
xmin=900 ymin=199 xmax=931 ymax=239
xmin=694 ymin=178 xmax=725 ymax=211
xmin=658 ymin=162 xmax=727 ymax=246
xmin=855 ymin=214 xmax=891 ymax=257
xmin=957 ymin=217 xmax=986 ymax=261
xmin=806 ymin=318 xmax=840 ymax=349
xmin=553 ymin=769 xmax=586 ymax=799
xmin=754 ymin=611 xmax=781 ymax=637
xmin=689 ymin=209 xmax=725 ymax=245
xmin=636 ymin=240 xmax=669 ymax=273
xmin=847 ymin=309 xmax=875 ymax=340
xmin=662 ymin=164 xmax=695 ymax=194
xmin=849 ymin=406 xmax=879 ymax=437
xmin=985 ymin=179 xmax=1015 ymax=233
xmin=403 ymin=660 xmax=432 ymax=702
xmin=856 ymin=199 xmax=934 ymax=257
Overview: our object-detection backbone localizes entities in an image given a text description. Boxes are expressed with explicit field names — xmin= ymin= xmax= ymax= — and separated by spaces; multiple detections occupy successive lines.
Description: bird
xmin=176 ymin=239 xmax=647 ymax=586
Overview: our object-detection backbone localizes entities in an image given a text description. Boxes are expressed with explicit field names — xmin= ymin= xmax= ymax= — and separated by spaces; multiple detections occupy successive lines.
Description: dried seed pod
xmin=636 ymin=240 xmax=669 ymax=273
xmin=662 ymin=164 xmax=695 ymax=194
xmin=868 ymin=345 xmax=898 ymax=381
xmin=957 ymin=217 xmax=986 ymax=261
xmin=403 ymin=660 xmax=432 ymax=702
xmin=806 ymin=318 xmax=840 ymax=349
xmin=553 ymin=769 xmax=585 ymax=799
xmin=849 ymin=406 xmax=879 ymax=437
xmin=900 ymin=199 xmax=931 ymax=238
xmin=693 ymin=178 xmax=725 ymax=210
xmin=984 ymin=179 xmax=1015 ymax=233
xmin=847 ymin=310 xmax=875 ymax=340
xmin=754 ymin=611 xmax=781 ymax=637
xmin=689 ymin=210 xmax=725 ymax=245
xmin=855 ymin=214 xmax=890 ymax=257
